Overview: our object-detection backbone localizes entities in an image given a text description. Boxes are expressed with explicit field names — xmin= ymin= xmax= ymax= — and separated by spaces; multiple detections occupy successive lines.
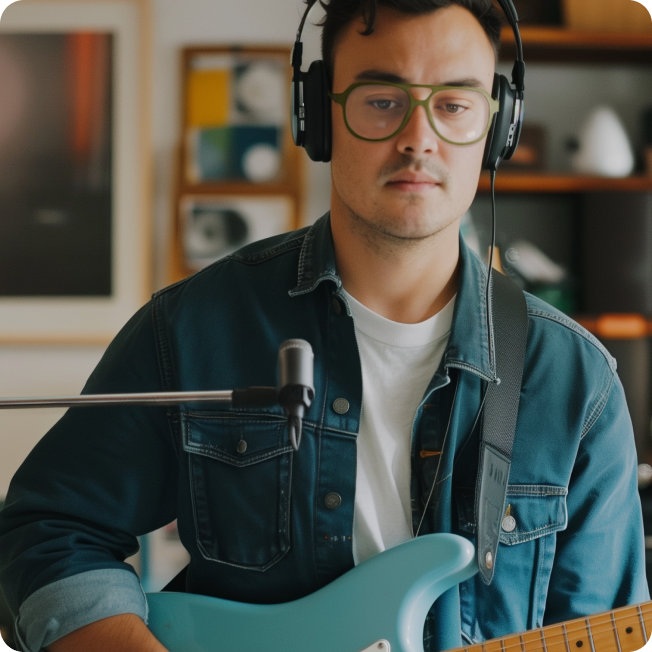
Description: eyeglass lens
xmin=344 ymin=85 xmax=491 ymax=143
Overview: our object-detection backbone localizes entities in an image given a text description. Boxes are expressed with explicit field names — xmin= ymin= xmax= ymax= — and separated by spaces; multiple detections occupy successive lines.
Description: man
xmin=0 ymin=0 xmax=647 ymax=651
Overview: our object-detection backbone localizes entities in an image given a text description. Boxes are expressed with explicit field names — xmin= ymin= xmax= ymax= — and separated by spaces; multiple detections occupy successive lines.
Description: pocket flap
xmin=456 ymin=484 xmax=568 ymax=545
xmin=182 ymin=412 xmax=292 ymax=467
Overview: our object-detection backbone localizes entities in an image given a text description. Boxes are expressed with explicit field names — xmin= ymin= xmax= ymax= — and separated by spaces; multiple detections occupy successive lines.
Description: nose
xmin=395 ymin=102 xmax=440 ymax=157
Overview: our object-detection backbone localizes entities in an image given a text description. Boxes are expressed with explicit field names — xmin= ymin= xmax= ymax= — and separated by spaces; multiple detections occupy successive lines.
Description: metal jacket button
xmin=502 ymin=515 xmax=516 ymax=532
xmin=333 ymin=398 xmax=350 ymax=414
xmin=237 ymin=440 xmax=247 ymax=454
xmin=331 ymin=296 xmax=342 ymax=315
xmin=325 ymin=492 xmax=342 ymax=509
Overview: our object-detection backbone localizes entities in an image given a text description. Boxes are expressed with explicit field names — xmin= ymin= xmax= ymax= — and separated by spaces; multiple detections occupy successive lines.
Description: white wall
xmin=0 ymin=0 xmax=333 ymax=499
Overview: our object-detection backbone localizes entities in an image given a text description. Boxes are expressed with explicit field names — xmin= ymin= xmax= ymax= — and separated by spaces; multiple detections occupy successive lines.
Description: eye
xmin=442 ymin=103 xmax=465 ymax=114
xmin=369 ymin=99 xmax=402 ymax=111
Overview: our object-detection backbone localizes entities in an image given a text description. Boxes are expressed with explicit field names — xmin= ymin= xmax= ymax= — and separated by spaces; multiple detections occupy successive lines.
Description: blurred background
xmin=2 ymin=0 xmax=652 ymax=645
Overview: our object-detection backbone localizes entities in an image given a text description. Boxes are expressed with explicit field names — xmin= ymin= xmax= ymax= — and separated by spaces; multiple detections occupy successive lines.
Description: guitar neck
xmin=449 ymin=601 xmax=652 ymax=652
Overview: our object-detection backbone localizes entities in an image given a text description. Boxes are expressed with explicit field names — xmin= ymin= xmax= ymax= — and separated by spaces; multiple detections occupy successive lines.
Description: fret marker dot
xmin=626 ymin=627 xmax=633 ymax=634
xmin=576 ymin=642 xmax=583 ymax=648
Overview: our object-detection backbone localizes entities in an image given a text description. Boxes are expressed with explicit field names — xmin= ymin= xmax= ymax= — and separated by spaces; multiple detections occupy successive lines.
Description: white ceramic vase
xmin=571 ymin=106 xmax=635 ymax=177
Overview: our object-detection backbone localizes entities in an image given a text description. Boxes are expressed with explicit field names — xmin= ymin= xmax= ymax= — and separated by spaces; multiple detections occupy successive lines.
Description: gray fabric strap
xmin=475 ymin=271 xmax=528 ymax=584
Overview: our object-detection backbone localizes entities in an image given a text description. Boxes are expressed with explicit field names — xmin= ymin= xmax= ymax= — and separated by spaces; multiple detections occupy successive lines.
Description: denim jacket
xmin=0 ymin=214 xmax=647 ymax=652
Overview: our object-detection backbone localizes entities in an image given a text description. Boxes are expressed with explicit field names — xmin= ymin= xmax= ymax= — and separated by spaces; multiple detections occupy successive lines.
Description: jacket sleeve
xmin=543 ymin=372 xmax=649 ymax=625
xmin=0 ymin=302 xmax=179 ymax=651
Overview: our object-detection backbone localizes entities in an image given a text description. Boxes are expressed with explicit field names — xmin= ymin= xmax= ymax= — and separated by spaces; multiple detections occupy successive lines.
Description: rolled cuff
xmin=14 ymin=568 xmax=147 ymax=652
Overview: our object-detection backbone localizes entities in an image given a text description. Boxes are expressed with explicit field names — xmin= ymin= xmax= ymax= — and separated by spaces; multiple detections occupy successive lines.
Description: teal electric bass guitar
xmin=146 ymin=533 xmax=652 ymax=652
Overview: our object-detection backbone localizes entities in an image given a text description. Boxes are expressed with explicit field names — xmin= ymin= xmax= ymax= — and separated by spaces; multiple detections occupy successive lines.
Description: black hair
xmin=316 ymin=0 xmax=504 ymax=80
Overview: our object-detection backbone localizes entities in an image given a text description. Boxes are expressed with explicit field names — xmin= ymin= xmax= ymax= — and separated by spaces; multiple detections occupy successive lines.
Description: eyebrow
xmin=354 ymin=69 xmax=485 ymax=88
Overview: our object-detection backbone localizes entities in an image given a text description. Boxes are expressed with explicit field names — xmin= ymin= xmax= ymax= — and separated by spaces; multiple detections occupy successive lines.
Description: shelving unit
xmin=501 ymin=26 xmax=652 ymax=63
xmin=168 ymin=45 xmax=304 ymax=285
xmin=477 ymin=172 xmax=652 ymax=193
xmin=475 ymin=27 xmax=652 ymax=194
xmin=475 ymin=26 xmax=652 ymax=484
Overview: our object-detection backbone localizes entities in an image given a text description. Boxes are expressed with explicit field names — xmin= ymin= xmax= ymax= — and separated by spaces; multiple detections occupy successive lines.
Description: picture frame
xmin=0 ymin=0 xmax=151 ymax=343
xmin=181 ymin=195 xmax=294 ymax=271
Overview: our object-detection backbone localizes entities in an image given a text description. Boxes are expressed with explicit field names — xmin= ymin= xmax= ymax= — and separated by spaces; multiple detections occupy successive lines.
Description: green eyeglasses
xmin=329 ymin=81 xmax=500 ymax=145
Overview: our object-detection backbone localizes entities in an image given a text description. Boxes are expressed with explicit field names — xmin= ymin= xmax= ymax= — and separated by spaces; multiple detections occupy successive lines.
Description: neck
xmin=330 ymin=193 xmax=461 ymax=325
xmin=447 ymin=600 xmax=652 ymax=652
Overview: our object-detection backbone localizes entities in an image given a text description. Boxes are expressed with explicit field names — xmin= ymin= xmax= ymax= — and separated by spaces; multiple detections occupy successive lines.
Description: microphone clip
xmin=278 ymin=384 xmax=314 ymax=451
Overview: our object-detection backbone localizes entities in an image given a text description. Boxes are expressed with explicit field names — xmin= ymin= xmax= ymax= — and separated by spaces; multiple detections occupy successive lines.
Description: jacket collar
xmin=289 ymin=213 xmax=495 ymax=382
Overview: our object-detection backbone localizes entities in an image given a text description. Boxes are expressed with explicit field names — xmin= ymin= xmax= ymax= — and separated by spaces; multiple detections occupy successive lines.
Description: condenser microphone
xmin=278 ymin=339 xmax=314 ymax=451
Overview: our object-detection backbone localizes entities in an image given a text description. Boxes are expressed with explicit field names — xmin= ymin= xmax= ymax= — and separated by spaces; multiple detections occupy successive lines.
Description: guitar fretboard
xmin=449 ymin=601 xmax=652 ymax=652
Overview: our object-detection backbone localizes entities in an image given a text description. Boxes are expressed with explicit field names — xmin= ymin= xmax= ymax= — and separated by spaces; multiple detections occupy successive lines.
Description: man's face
xmin=330 ymin=5 xmax=496 ymax=243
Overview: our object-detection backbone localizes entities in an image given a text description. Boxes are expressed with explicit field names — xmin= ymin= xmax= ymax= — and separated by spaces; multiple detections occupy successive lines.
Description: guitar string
xmin=469 ymin=605 xmax=652 ymax=651
xmin=472 ymin=612 xmax=651 ymax=652
xmin=458 ymin=605 xmax=652 ymax=652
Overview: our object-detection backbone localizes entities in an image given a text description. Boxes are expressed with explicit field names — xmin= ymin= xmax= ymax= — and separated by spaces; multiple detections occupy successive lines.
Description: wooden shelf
xmin=500 ymin=27 xmax=652 ymax=63
xmin=477 ymin=173 xmax=652 ymax=193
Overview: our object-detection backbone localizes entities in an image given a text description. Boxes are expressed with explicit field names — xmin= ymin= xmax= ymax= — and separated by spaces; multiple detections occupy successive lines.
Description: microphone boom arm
xmin=0 ymin=339 xmax=314 ymax=451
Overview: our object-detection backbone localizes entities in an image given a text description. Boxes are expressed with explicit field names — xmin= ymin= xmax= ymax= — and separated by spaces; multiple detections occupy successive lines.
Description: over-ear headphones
xmin=291 ymin=0 xmax=525 ymax=171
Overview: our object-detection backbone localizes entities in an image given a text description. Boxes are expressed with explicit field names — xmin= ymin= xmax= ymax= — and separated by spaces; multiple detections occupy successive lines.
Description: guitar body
xmin=147 ymin=533 xmax=476 ymax=652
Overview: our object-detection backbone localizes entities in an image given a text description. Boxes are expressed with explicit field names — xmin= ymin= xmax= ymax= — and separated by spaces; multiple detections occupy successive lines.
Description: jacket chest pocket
xmin=182 ymin=412 xmax=293 ymax=571
xmin=455 ymin=484 xmax=568 ymax=643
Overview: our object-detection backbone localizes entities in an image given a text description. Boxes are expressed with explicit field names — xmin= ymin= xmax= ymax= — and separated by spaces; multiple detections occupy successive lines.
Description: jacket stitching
xmin=152 ymin=237 xmax=306 ymax=301
xmin=527 ymin=309 xmax=615 ymax=372
xmin=183 ymin=443 xmax=293 ymax=466
xmin=313 ymin=293 xmax=330 ymax=585
xmin=446 ymin=361 xmax=496 ymax=382
xmin=506 ymin=485 xmax=568 ymax=496
xmin=580 ymin=368 xmax=615 ymax=440
xmin=183 ymin=412 xmax=357 ymax=438
xmin=152 ymin=296 xmax=181 ymax=462
xmin=290 ymin=273 xmax=341 ymax=297
xmin=184 ymin=415 xmax=291 ymax=571
xmin=227 ymin=237 xmax=305 ymax=265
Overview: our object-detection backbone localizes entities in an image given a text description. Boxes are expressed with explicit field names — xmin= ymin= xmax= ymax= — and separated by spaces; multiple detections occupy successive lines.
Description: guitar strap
xmin=474 ymin=271 xmax=528 ymax=585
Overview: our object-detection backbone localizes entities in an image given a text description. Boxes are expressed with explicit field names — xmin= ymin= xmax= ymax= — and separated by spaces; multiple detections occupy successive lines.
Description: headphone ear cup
xmin=483 ymin=73 xmax=515 ymax=171
xmin=303 ymin=60 xmax=332 ymax=162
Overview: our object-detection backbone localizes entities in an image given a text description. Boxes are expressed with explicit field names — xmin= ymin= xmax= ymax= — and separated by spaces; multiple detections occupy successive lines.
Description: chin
xmin=376 ymin=211 xmax=452 ymax=241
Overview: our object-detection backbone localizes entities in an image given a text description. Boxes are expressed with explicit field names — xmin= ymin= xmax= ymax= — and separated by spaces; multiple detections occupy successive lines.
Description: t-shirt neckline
xmin=342 ymin=289 xmax=456 ymax=348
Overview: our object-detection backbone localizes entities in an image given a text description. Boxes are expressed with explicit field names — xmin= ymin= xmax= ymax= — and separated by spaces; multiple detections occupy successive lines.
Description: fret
xmin=611 ymin=605 xmax=647 ymax=651
xmin=612 ymin=611 xmax=623 ymax=652
xmin=637 ymin=605 xmax=648 ymax=643
xmin=541 ymin=625 xmax=571 ymax=652
xmin=641 ymin=602 xmax=652 ymax=646
xmin=522 ymin=627 xmax=547 ymax=652
xmin=483 ymin=636 xmax=504 ymax=652
xmin=562 ymin=618 xmax=592 ymax=652
xmin=502 ymin=633 xmax=523 ymax=652
xmin=563 ymin=624 xmax=572 ymax=652
xmin=541 ymin=627 xmax=549 ymax=652
xmin=466 ymin=644 xmax=485 ymax=652
xmin=587 ymin=611 xmax=620 ymax=652
xmin=585 ymin=618 xmax=596 ymax=652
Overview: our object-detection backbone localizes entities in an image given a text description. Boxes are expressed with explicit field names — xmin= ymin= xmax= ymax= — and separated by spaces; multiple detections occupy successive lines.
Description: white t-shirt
xmin=342 ymin=289 xmax=456 ymax=565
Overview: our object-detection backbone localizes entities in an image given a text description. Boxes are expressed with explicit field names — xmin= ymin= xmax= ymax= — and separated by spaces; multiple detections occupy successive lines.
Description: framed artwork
xmin=170 ymin=46 xmax=304 ymax=283
xmin=185 ymin=51 xmax=288 ymax=184
xmin=181 ymin=195 xmax=293 ymax=270
xmin=0 ymin=0 xmax=151 ymax=343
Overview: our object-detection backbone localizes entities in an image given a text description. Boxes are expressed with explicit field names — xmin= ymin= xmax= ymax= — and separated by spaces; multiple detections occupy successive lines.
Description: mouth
xmin=385 ymin=172 xmax=440 ymax=193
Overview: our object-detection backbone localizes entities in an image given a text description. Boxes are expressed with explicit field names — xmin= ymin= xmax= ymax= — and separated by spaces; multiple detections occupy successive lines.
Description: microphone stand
xmin=0 ymin=339 xmax=314 ymax=452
